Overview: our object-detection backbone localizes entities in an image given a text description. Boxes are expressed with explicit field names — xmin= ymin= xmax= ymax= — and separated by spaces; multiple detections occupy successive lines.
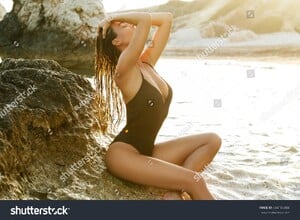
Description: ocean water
xmin=141 ymin=58 xmax=300 ymax=199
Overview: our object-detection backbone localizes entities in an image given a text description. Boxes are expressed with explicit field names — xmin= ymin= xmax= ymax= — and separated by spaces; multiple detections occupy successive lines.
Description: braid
xmin=95 ymin=27 xmax=123 ymax=135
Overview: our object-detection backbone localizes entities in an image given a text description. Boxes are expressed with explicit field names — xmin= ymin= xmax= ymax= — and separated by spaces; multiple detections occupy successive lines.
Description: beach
xmin=141 ymin=57 xmax=300 ymax=199
xmin=1 ymin=0 xmax=300 ymax=201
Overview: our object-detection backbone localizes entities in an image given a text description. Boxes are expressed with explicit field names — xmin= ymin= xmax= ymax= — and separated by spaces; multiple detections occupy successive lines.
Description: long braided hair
xmin=95 ymin=26 xmax=123 ymax=135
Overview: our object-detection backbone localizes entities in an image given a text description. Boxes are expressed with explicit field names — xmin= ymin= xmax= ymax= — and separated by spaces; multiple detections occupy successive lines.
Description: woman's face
xmin=111 ymin=22 xmax=135 ymax=48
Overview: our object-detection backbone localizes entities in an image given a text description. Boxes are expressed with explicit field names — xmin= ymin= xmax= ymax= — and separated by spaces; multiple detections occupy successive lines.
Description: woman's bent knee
xmin=207 ymin=132 xmax=222 ymax=149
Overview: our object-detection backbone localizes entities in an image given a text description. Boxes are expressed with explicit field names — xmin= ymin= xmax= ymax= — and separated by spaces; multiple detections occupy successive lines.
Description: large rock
xmin=0 ymin=58 xmax=163 ymax=199
xmin=0 ymin=0 xmax=105 ymax=74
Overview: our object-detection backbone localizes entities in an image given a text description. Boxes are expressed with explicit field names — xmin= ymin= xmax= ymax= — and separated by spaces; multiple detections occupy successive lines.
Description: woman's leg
xmin=106 ymin=142 xmax=214 ymax=200
xmin=153 ymin=133 xmax=222 ymax=170
xmin=152 ymin=133 xmax=222 ymax=199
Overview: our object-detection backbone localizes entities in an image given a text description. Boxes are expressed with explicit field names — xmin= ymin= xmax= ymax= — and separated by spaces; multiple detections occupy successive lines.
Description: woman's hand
xmin=98 ymin=15 xmax=113 ymax=39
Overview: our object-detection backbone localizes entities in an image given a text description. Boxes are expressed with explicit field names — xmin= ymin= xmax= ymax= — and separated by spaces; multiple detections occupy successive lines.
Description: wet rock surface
xmin=0 ymin=58 xmax=163 ymax=199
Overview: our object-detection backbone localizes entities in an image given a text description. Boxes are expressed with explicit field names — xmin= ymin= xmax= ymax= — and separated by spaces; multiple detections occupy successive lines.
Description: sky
xmin=102 ymin=0 xmax=168 ymax=12
xmin=1 ymin=0 xmax=13 ymax=11
xmin=0 ymin=0 xmax=171 ymax=12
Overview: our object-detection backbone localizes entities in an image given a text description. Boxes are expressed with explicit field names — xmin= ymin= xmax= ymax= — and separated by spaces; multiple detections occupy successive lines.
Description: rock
xmin=0 ymin=3 xmax=6 ymax=21
xmin=200 ymin=21 xmax=237 ymax=38
xmin=228 ymin=30 xmax=257 ymax=43
xmin=162 ymin=0 xmax=300 ymax=36
xmin=0 ymin=58 xmax=164 ymax=199
xmin=0 ymin=0 xmax=105 ymax=74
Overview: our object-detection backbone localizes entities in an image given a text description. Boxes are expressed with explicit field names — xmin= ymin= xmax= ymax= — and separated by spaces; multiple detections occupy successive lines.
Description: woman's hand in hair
xmin=98 ymin=15 xmax=113 ymax=39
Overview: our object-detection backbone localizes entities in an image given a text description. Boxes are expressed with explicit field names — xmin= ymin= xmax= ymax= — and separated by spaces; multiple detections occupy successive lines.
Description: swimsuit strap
xmin=142 ymin=61 xmax=156 ymax=72
xmin=140 ymin=70 xmax=145 ymax=80
xmin=137 ymin=62 xmax=145 ymax=80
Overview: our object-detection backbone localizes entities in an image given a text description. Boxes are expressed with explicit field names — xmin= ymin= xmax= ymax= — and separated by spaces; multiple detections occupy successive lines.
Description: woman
xmin=95 ymin=12 xmax=221 ymax=200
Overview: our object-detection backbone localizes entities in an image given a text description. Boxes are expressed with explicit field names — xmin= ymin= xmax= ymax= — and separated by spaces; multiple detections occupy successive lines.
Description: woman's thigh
xmin=105 ymin=142 xmax=197 ymax=191
xmin=152 ymin=133 xmax=221 ymax=165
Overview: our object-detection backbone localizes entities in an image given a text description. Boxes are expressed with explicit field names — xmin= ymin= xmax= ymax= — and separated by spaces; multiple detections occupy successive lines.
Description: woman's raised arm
xmin=100 ymin=12 xmax=151 ymax=75
xmin=141 ymin=12 xmax=173 ymax=66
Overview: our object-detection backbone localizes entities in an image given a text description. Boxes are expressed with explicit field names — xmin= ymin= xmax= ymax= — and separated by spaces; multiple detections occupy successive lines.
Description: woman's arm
xmin=100 ymin=12 xmax=151 ymax=75
xmin=141 ymin=12 xmax=173 ymax=66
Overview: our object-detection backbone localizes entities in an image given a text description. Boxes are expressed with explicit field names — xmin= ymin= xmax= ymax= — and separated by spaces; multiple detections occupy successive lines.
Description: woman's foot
xmin=181 ymin=191 xmax=192 ymax=200
xmin=162 ymin=191 xmax=182 ymax=200
xmin=162 ymin=191 xmax=192 ymax=200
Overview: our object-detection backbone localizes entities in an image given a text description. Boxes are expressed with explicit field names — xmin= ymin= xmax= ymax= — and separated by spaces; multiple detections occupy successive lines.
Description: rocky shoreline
xmin=1 ymin=0 xmax=300 ymax=75
xmin=0 ymin=0 xmax=104 ymax=74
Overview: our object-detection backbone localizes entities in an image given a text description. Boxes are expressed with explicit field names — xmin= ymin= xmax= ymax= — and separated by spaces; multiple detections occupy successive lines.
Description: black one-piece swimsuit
xmin=110 ymin=62 xmax=173 ymax=156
